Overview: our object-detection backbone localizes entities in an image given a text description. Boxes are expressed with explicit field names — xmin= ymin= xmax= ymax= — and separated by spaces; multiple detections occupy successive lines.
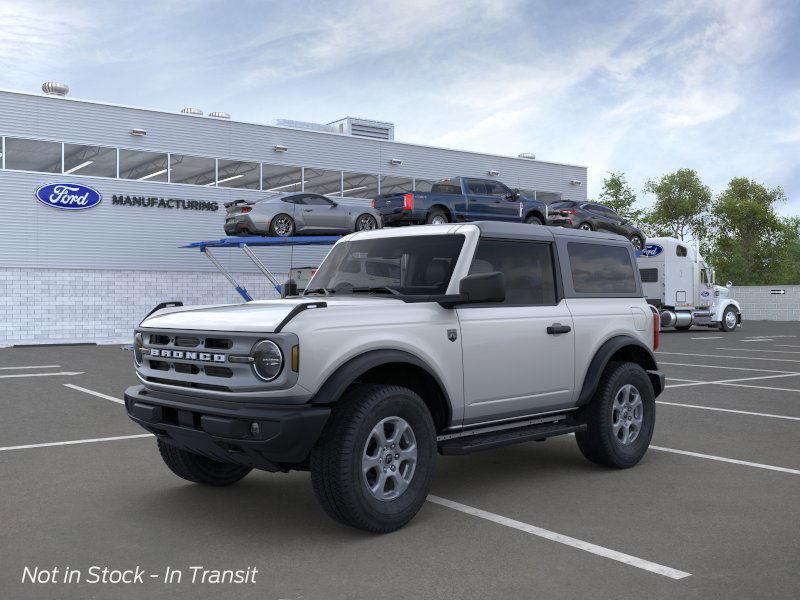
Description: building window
xmin=4 ymin=138 xmax=61 ymax=173
xmin=262 ymin=164 xmax=302 ymax=193
xmin=217 ymin=159 xmax=260 ymax=189
xmin=170 ymin=154 xmax=216 ymax=186
xmin=379 ymin=175 xmax=413 ymax=195
xmin=304 ymin=168 xmax=342 ymax=196
xmin=119 ymin=149 xmax=169 ymax=182
xmin=341 ymin=172 xmax=378 ymax=198
xmin=414 ymin=178 xmax=436 ymax=192
xmin=63 ymin=144 xmax=117 ymax=177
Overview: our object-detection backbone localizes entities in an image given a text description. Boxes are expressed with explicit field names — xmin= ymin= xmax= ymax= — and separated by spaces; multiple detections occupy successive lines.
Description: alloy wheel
xmin=611 ymin=384 xmax=643 ymax=446
xmin=579 ymin=223 xmax=592 ymax=231
xmin=631 ymin=236 xmax=643 ymax=250
xmin=725 ymin=310 xmax=737 ymax=329
xmin=362 ymin=416 xmax=418 ymax=501
xmin=430 ymin=214 xmax=448 ymax=225
xmin=272 ymin=216 xmax=293 ymax=236
xmin=357 ymin=215 xmax=377 ymax=231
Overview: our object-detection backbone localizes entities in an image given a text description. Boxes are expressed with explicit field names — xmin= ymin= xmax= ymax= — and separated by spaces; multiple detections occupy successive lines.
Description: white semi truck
xmin=636 ymin=237 xmax=741 ymax=332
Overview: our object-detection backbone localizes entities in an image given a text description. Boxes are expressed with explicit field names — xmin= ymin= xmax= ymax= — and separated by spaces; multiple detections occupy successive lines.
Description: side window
xmin=676 ymin=245 xmax=688 ymax=257
xmin=304 ymin=195 xmax=334 ymax=206
xmin=430 ymin=180 xmax=462 ymax=194
xmin=282 ymin=195 xmax=303 ymax=204
xmin=567 ymin=243 xmax=638 ymax=295
xmin=468 ymin=239 xmax=557 ymax=305
xmin=465 ymin=179 xmax=489 ymax=195
xmin=485 ymin=181 xmax=511 ymax=197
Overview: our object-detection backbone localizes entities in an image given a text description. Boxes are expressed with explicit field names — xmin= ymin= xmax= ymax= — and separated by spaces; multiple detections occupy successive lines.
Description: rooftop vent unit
xmin=42 ymin=82 xmax=69 ymax=97
xmin=328 ymin=117 xmax=395 ymax=141
xmin=209 ymin=111 xmax=230 ymax=119
xmin=180 ymin=107 xmax=203 ymax=116
xmin=269 ymin=119 xmax=337 ymax=134
xmin=518 ymin=152 xmax=536 ymax=160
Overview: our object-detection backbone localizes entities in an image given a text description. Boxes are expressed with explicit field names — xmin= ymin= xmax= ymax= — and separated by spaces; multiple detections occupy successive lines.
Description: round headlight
xmin=252 ymin=340 xmax=283 ymax=382
xmin=133 ymin=333 xmax=144 ymax=366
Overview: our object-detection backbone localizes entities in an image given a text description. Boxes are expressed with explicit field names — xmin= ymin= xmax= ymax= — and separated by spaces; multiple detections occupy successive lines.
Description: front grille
xmin=174 ymin=336 xmax=200 ymax=347
xmin=150 ymin=334 xmax=170 ymax=345
xmin=204 ymin=366 xmax=233 ymax=378
xmin=205 ymin=337 xmax=233 ymax=349
xmin=145 ymin=376 xmax=231 ymax=392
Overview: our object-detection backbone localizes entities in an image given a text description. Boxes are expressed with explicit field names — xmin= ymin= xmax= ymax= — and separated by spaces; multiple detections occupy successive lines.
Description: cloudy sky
xmin=1 ymin=0 xmax=798 ymax=212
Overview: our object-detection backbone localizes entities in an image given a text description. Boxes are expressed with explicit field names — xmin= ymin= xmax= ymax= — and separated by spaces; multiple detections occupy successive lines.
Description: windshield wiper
xmin=303 ymin=287 xmax=334 ymax=296
xmin=350 ymin=286 xmax=401 ymax=296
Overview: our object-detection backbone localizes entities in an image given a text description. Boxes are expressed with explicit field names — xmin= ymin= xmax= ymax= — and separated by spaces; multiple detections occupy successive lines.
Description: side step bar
xmin=437 ymin=418 xmax=586 ymax=456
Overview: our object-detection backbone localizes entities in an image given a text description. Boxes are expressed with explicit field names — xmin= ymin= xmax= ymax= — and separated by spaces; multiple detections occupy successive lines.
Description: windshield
xmin=305 ymin=235 xmax=465 ymax=296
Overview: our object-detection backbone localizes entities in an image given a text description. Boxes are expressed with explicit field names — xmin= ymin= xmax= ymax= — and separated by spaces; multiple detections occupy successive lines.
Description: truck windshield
xmin=305 ymin=235 xmax=465 ymax=296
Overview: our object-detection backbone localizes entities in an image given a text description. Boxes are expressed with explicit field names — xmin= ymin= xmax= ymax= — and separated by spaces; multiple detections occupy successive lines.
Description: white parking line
xmin=63 ymin=383 xmax=124 ymax=404
xmin=0 ymin=371 xmax=84 ymax=379
xmin=426 ymin=495 xmax=691 ymax=579
xmin=718 ymin=382 xmax=800 ymax=394
xmin=776 ymin=344 xmax=800 ymax=349
xmin=690 ymin=336 xmax=723 ymax=340
xmin=659 ymin=362 xmax=796 ymax=374
xmin=657 ymin=352 xmax=800 ymax=364
xmin=656 ymin=401 xmax=800 ymax=421
xmin=716 ymin=347 xmax=800 ymax=354
xmin=650 ymin=446 xmax=800 ymax=476
xmin=665 ymin=372 xmax=800 ymax=389
xmin=0 ymin=434 xmax=152 ymax=453
xmin=0 ymin=365 xmax=61 ymax=370
xmin=740 ymin=338 xmax=774 ymax=342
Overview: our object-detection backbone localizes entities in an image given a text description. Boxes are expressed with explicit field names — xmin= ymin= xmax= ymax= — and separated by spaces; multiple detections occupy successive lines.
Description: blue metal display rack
xmin=182 ymin=236 xmax=340 ymax=301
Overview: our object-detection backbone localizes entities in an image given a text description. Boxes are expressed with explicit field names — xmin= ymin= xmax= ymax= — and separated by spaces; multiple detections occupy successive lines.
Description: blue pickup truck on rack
xmin=372 ymin=177 xmax=548 ymax=227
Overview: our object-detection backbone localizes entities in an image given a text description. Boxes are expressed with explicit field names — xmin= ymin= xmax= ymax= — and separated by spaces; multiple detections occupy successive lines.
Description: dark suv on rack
xmin=547 ymin=200 xmax=646 ymax=250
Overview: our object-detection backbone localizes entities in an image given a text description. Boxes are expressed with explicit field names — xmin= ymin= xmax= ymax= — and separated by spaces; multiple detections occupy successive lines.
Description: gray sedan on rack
xmin=224 ymin=192 xmax=382 ymax=237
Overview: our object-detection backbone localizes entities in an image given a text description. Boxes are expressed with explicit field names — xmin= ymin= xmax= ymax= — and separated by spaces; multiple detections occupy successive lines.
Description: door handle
xmin=547 ymin=323 xmax=571 ymax=335
xmin=303 ymin=209 xmax=313 ymax=212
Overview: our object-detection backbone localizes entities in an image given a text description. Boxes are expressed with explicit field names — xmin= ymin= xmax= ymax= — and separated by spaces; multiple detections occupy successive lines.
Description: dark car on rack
xmin=547 ymin=200 xmax=646 ymax=250
xmin=372 ymin=176 xmax=548 ymax=227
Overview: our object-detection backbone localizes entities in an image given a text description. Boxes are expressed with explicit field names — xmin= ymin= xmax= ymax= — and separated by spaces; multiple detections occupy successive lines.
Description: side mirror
xmin=459 ymin=272 xmax=505 ymax=304
xmin=281 ymin=279 xmax=298 ymax=298
xmin=726 ymin=281 xmax=732 ymax=289
xmin=329 ymin=201 xmax=338 ymax=208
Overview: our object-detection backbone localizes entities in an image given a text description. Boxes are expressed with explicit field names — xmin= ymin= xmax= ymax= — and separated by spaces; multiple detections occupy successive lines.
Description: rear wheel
xmin=525 ymin=214 xmax=543 ymax=225
xmin=575 ymin=362 xmax=655 ymax=469
xmin=355 ymin=213 xmax=378 ymax=231
xmin=157 ymin=440 xmax=252 ymax=486
xmin=578 ymin=222 xmax=593 ymax=231
xmin=720 ymin=307 xmax=738 ymax=332
xmin=269 ymin=213 xmax=295 ymax=237
xmin=426 ymin=209 xmax=449 ymax=225
xmin=630 ymin=235 xmax=645 ymax=251
xmin=310 ymin=384 xmax=437 ymax=533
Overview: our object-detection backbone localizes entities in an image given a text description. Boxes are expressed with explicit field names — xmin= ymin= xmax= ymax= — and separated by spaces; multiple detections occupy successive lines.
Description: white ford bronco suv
xmin=125 ymin=222 xmax=664 ymax=532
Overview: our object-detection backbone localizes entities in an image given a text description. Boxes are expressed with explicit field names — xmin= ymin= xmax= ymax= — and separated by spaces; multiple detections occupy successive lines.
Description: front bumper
xmin=546 ymin=217 xmax=574 ymax=228
xmin=124 ymin=385 xmax=330 ymax=471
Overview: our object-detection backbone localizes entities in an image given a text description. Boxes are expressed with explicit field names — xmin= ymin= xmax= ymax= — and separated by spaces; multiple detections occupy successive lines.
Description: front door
xmin=298 ymin=195 xmax=348 ymax=232
xmin=458 ymin=238 xmax=575 ymax=426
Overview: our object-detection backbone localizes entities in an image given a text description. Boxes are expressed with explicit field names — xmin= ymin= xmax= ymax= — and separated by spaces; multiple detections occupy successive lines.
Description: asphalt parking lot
xmin=2 ymin=321 xmax=799 ymax=599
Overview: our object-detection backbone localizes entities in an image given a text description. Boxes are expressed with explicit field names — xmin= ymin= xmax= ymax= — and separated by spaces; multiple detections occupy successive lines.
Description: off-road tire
xmin=575 ymin=362 xmax=655 ymax=469
xmin=426 ymin=209 xmax=449 ymax=225
xmin=157 ymin=440 xmax=252 ymax=486
xmin=525 ymin=215 xmax=543 ymax=225
xmin=269 ymin=213 xmax=295 ymax=237
xmin=310 ymin=384 xmax=437 ymax=533
xmin=719 ymin=306 xmax=738 ymax=332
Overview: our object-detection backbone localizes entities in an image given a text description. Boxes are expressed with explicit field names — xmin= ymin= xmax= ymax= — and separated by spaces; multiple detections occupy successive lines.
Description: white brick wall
xmin=0 ymin=268 xmax=282 ymax=347
xmin=729 ymin=286 xmax=800 ymax=322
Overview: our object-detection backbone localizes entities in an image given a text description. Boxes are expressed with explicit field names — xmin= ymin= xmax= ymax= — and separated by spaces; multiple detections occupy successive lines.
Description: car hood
xmin=140 ymin=296 xmax=403 ymax=333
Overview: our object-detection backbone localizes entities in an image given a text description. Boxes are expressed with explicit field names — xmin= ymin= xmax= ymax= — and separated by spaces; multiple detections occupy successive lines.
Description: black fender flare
xmin=309 ymin=348 xmax=453 ymax=416
xmin=577 ymin=335 xmax=661 ymax=404
xmin=524 ymin=209 xmax=546 ymax=223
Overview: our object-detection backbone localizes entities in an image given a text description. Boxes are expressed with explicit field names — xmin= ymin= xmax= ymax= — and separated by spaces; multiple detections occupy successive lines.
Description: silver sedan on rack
xmin=224 ymin=192 xmax=382 ymax=237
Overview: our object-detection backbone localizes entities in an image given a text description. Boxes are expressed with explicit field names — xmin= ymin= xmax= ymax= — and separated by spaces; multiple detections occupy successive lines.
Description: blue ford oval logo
xmin=638 ymin=244 xmax=663 ymax=257
xmin=35 ymin=183 xmax=102 ymax=210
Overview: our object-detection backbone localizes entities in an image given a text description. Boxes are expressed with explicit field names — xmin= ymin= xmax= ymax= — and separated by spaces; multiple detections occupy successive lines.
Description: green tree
xmin=598 ymin=171 xmax=642 ymax=225
xmin=705 ymin=177 xmax=791 ymax=285
xmin=642 ymin=169 xmax=711 ymax=241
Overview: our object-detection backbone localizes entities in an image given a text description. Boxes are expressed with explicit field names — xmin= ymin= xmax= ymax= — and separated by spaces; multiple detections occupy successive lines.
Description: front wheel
xmin=269 ymin=213 xmax=295 ymax=237
xmin=630 ymin=235 xmax=645 ymax=251
xmin=720 ymin=307 xmax=738 ymax=332
xmin=355 ymin=213 xmax=379 ymax=231
xmin=157 ymin=440 xmax=252 ymax=486
xmin=578 ymin=222 xmax=593 ymax=231
xmin=310 ymin=384 xmax=437 ymax=533
xmin=575 ymin=362 xmax=655 ymax=469
xmin=525 ymin=215 xmax=543 ymax=225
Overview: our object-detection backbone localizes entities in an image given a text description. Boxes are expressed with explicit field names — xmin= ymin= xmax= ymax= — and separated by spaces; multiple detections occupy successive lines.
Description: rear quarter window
xmin=567 ymin=242 xmax=638 ymax=295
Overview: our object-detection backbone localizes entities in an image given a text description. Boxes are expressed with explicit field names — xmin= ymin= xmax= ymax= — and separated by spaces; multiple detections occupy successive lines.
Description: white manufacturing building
xmin=0 ymin=86 xmax=588 ymax=347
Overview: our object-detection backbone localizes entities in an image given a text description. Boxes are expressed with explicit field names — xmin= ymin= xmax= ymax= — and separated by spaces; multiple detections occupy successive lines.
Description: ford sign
xmin=35 ymin=183 xmax=102 ymax=210
xmin=638 ymin=244 xmax=663 ymax=257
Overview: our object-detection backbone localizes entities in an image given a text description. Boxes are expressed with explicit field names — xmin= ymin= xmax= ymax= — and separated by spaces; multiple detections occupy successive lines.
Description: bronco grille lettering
xmin=149 ymin=348 xmax=226 ymax=362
